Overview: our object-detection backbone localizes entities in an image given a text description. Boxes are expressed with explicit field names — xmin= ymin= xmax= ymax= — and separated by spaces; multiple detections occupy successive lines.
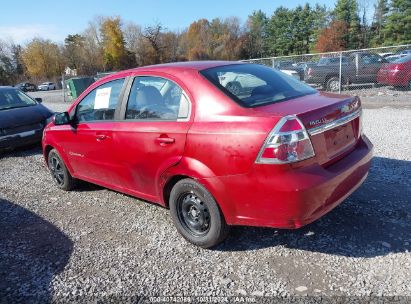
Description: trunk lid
xmin=252 ymin=92 xmax=362 ymax=166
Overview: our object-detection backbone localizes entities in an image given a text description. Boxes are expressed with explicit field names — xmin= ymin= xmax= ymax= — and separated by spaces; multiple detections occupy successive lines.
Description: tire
xmin=226 ymin=81 xmax=242 ymax=95
xmin=47 ymin=149 xmax=75 ymax=191
xmin=169 ymin=178 xmax=230 ymax=248
xmin=326 ymin=76 xmax=341 ymax=92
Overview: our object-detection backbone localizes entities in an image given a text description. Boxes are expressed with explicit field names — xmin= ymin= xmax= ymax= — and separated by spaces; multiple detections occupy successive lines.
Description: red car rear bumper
xmin=377 ymin=70 xmax=408 ymax=86
xmin=203 ymin=134 xmax=373 ymax=229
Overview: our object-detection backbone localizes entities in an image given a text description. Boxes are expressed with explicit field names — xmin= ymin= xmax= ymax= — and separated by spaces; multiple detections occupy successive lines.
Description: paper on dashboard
xmin=94 ymin=87 xmax=111 ymax=109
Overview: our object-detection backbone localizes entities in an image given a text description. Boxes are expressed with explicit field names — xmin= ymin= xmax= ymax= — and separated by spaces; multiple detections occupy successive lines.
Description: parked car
xmin=385 ymin=54 xmax=405 ymax=62
xmin=377 ymin=52 xmax=395 ymax=58
xmin=306 ymin=52 xmax=387 ymax=91
xmin=377 ymin=55 xmax=411 ymax=89
xmin=274 ymin=61 xmax=304 ymax=80
xmin=15 ymin=82 xmax=37 ymax=92
xmin=38 ymin=82 xmax=56 ymax=91
xmin=397 ymin=50 xmax=411 ymax=56
xmin=43 ymin=61 xmax=373 ymax=248
xmin=294 ymin=62 xmax=318 ymax=80
xmin=0 ymin=86 xmax=54 ymax=151
xmin=279 ymin=69 xmax=301 ymax=80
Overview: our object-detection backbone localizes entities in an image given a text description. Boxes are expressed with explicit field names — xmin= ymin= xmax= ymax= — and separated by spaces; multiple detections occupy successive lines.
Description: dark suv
xmin=15 ymin=82 xmax=37 ymax=92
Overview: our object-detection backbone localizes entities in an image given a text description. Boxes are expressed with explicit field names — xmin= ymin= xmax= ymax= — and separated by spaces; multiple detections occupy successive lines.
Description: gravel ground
xmin=0 ymin=93 xmax=410 ymax=302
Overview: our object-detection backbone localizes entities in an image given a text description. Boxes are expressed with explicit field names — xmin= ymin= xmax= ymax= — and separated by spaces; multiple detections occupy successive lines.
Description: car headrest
xmin=136 ymin=86 xmax=164 ymax=107
xmin=251 ymin=85 xmax=274 ymax=97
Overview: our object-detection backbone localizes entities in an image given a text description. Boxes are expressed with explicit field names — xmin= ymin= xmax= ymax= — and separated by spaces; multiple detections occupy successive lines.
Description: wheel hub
xmin=49 ymin=156 xmax=65 ymax=186
xmin=177 ymin=193 xmax=211 ymax=236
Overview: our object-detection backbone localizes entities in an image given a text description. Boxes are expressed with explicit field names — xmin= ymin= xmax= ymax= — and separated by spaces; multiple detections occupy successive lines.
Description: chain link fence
xmin=242 ymin=44 xmax=411 ymax=95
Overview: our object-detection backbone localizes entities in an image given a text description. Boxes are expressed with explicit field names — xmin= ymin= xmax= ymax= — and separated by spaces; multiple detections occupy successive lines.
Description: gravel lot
xmin=0 ymin=90 xmax=410 ymax=302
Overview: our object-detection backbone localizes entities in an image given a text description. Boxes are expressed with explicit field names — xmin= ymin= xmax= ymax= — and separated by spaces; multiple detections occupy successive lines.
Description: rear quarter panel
xmin=180 ymin=72 xmax=279 ymax=177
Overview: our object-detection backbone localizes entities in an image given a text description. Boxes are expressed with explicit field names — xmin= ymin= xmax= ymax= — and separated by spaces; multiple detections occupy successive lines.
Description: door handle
xmin=96 ymin=134 xmax=109 ymax=141
xmin=155 ymin=136 xmax=175 ymax=145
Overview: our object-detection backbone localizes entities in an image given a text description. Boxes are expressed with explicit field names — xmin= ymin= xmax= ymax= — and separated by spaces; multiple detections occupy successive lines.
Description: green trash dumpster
xmin=66 ymin=77 xmax=95 ymax=100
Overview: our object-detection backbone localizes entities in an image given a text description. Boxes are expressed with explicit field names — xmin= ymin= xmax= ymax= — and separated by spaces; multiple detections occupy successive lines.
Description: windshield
xmin=200 ymin=64 xmax=317 ymax=107
xmin=0 ymin=88 xmax=37 ymax=110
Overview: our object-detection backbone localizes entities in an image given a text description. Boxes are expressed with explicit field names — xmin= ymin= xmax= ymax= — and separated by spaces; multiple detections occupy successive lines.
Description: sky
xmin=0 ymin=0 xmax=344 ymax=44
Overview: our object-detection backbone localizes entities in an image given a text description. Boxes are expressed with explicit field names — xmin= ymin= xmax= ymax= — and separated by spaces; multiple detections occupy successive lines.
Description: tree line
xmin=0 ymin=0 xmax=410 ymax=85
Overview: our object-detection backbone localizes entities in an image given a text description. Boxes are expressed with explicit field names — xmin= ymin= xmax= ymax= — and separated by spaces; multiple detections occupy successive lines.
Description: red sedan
xmin=43 ymin=61 xmax=373 ymax=248
xmin=377 ymin=55 xmax=411 ymax=89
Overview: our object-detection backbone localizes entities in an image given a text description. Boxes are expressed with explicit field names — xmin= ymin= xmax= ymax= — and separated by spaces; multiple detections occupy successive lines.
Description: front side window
xmin=76 ymin=78 xmax=125 ymax=122
xmin=126 ymin=76 xmax=189 ymax=120
xmin=201 ymin=64 xmax=317 ymax=108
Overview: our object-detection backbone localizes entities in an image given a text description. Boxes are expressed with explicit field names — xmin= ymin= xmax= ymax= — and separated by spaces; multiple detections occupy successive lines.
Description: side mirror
xmin=35 ymin=97 xmax=42 ymax=103
xmin=53 ymin=112 xmax=70 ymax=125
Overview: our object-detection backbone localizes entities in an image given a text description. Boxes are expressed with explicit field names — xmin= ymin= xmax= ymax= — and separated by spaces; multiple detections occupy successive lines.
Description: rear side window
xmin=360 ymin=54 xmax=384 ymax=64
xmin=76 ymin=78 xmax=125 ymax=122
xmin=126 ymin=76 xmax=190 ymax=121
xmin=200 ymin=64 xmax=317 ymax=108
xmin=318 ymin=57 xmax=348 ymax=65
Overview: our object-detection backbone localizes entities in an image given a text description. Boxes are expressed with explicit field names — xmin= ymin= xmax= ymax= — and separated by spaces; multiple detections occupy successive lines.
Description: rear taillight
xmin=307 ymin=68 xmax=313 ymax=76
xmin=256 ymin=116 xmax=315 ymax=164
xmin=391 ymin=64 xmax=404 ymax=71
xmin=395 ymin=64 xmax=404 ymax=71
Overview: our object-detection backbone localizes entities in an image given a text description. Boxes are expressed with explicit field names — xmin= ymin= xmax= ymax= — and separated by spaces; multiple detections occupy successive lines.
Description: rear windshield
xmin=200 ymin=64 xmax=317 ymax=107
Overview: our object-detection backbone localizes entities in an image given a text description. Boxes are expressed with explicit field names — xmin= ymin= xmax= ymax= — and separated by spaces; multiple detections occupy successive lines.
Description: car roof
xmin=126 ymin=60 xmax=244 ymax=73
xmin=96 ymin=61 xmax=246 ymax=83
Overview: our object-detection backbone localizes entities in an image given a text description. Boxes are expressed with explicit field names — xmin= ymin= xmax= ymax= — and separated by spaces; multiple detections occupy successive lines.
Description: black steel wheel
xmin=48 ymin=149 xmax=75 ymax=191
xmin=170 ymin=178 xmax=229 ymax=248
xmin=176 ymin=192 xmax=211 ymax=237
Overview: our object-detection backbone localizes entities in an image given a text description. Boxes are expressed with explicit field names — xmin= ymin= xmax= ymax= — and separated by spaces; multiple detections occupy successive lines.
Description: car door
xmin=113 ymin=74 xmax=193 ymax=201
xmin=53 ymin=77 xmax=127 ymax=186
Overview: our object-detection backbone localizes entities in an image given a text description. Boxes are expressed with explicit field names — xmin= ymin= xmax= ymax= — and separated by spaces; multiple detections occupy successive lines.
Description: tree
xmin=21 ymin=38 xmax=63 ymax=80
xmin=63 ymin=34 xmax=86 ymax=72
xmin=100 ymin=17 xmax=129 ymax=70
xmin=382 ymin=0 xmax=411 ymax=45
xmin=315 ymin=20 xmax=348 ymax=52
xmin=370 ymin=0 xmax=389 ymax=46
xmin=309 ymin=4 xmax=330 ymax=51
xmin=267 ymin=7 xmax=294 ymax=56
xmin=80 ymin=19 xmax=105 ymax=74
xmin=333 ymin=0 xmax=361 ymax=49
xmin=0 ymin=40 xmax=14 ymax=85
xmin=161 ymin=31 xmax=182 ymax=62
xmin=11 ymin=44 xmax=24 ymax=77
xmin=142 ymin=23 xmax=165 ymax=64
xmin=244 ymin=10 xmax=269 ymax=58
xmin=184 ymin=19 xmax=211 ymax=60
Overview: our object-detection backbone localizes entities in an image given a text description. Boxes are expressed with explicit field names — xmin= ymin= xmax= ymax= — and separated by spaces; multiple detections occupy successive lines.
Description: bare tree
xmin=142 ymin=23 xmax=165 ymax=64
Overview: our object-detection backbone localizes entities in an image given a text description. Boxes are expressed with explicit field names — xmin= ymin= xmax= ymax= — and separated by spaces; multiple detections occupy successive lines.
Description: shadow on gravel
xmin=219 ymin=157 xmax=411 ymax=258
xmin=0 ymin=198 xmax=73 ymax=301
xmin=0 ymin=144 xmax=42 ymax=159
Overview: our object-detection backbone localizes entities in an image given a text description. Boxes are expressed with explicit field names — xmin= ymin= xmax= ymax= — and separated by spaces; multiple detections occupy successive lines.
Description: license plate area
xmin=325 ymin=122 xmax=355 ymax=159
